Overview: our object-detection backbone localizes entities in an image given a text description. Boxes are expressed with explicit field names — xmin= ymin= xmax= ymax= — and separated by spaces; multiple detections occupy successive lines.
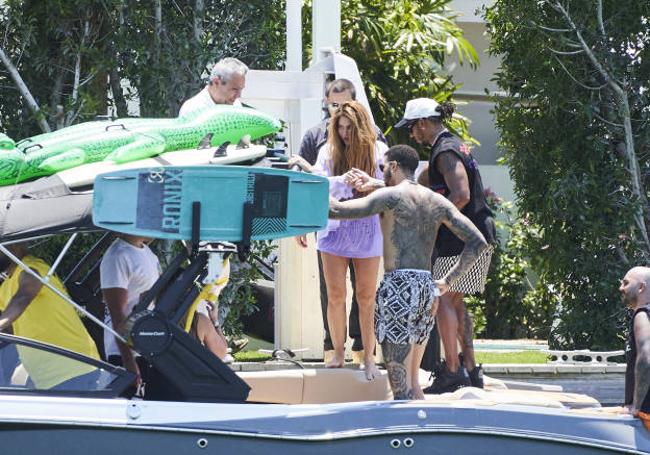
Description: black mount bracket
xmin=237 ymin=201 xmax=254 ymax=262
xmin=190 ymin=201 xmax=201 ymax=258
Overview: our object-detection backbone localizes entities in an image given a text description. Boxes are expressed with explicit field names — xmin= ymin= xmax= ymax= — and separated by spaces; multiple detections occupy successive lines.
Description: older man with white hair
xmin=621 ymin=266 xmax=650 ymax=424
xmin=178 ymin=57 xmax=250 ymax=356
xmin=179 ymin=57 xmax=248 ymax=116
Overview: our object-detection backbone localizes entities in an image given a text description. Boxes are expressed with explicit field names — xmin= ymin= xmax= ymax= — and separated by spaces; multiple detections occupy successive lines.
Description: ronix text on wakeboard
xmin=136 ymin=168 xmax=183 ymax=233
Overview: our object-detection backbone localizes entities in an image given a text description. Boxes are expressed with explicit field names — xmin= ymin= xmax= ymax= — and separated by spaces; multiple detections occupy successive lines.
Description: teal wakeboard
xmin=92 ymin=165 xmax=329 ymax=241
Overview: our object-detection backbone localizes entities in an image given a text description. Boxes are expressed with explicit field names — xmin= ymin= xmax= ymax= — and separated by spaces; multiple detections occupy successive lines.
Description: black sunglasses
xmin=379 ymin=161 xmax=397 ymax=173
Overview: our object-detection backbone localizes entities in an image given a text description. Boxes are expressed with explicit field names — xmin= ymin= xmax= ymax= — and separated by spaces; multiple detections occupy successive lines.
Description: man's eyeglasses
xmin=406 ymin=120 xmax=418 ymax=132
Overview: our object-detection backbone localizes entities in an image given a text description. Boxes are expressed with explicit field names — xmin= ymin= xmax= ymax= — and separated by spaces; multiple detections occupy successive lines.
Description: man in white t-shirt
xmin=179 ymin=57 xmax=248 ymax=116
xmin=101 ymin=235 xmax=161 ymax=391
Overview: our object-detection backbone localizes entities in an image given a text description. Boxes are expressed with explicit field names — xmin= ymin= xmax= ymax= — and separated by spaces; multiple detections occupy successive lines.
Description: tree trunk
xmin=194 ymin=0 xmax=204 ymax=44
xmin=552 ymin=1 xmax=650 ymax=255
xmin=105 ymin=3 xmax=127 ymax=118
xmin=109 ymin=68 xmax=128 ymax=118
xmin=49 ymin=70 xmax=65 ymax=128
xmin=65 ymin=20 xmax=91 ymax=126
xmin=154 ymin=0 xmax=162 ymax=64
xmin=0 ymin=46 xmax=51 ymax=133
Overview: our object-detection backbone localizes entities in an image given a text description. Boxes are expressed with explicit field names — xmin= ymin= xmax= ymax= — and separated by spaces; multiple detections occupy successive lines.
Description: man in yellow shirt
xmin=0 ymin=243 xmax=100 ymax=389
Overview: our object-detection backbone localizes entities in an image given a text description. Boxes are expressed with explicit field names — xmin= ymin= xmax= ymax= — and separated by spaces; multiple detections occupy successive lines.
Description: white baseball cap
xmin=395 ymin=98 xmax=441 ymax=128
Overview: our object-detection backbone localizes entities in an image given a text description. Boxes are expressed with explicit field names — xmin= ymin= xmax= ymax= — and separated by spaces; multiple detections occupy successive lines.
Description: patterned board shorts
xmin=375 ymin=269 xmax=439 ymax=345
xmin=431 ymin=245 xmax=494 ymax=295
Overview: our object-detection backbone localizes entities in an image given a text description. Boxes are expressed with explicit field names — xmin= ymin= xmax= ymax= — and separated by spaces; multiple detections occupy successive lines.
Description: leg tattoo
xmin=382 ymin=342 xmax=413 ymax=400
xmin=463 ymin=309 xmax=474 ymax=351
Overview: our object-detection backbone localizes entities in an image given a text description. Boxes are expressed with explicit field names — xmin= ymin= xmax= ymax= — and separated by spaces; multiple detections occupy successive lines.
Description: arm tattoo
xmin=442 ymin=206 xmax=487 ymax=286
xmin=329 ymin=189 xmax=400 ymax=220
xmin=381 ymin=341 xmax=413 ymax=400
xmin=437 ymin=151 xmax=469 ymax=208
xmin=634 ymin=313 xmax=650 ymax=409
xmin=436 ymin=151 xmax=460 ymax=177
xmin=462 ymin=309 xmax=474 ymax=350
xmin=635 ymin=341 xmax=650 ymax=409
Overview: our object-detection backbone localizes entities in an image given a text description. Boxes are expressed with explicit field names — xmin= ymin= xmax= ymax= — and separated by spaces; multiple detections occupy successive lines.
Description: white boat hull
xmin=1 ymin=394 xmax=648 ymax=454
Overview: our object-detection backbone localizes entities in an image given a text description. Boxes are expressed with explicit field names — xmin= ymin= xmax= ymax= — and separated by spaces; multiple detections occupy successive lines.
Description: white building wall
xmin=448 ymin=1 xmax=515 ymax=202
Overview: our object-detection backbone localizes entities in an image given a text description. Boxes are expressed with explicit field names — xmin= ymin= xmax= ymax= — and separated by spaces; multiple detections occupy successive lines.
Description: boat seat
xmin=428 ymin=386 xmax=600 ymax=409
xmin=239 ymin=367 xmax=602 ymax=409
xmin=239 ymin=368 xmax=392 ymax=404
xmin=301 ymin=368 xmax=392 ymax=403
xmin=240 ymin=369 xmax=305 ymax=404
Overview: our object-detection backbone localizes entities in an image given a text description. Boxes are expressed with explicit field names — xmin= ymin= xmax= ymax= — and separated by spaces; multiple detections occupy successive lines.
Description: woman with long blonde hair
xmin=291 ymin=101 xmax=386 ymax=380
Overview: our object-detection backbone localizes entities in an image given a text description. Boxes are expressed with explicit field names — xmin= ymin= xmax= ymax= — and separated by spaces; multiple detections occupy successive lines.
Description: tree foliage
xmin=466 ymin=198 xmax=556 ymax=340
xmin=0 ymin=0 xmax=285 ymax=138
xmin=114 ymin=0 xmax=286 ymax=118
xmin=2 ymin=0 xmax=477 ymax=143
xmin=302 ymin=0 xmax=479 ymax=146
xmin=485 ymin=0 xmax=650 ymax=349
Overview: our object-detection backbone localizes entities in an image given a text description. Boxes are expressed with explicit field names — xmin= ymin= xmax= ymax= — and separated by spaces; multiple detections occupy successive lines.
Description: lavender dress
xmin=313 ymin=142 xmax=388 ymax=258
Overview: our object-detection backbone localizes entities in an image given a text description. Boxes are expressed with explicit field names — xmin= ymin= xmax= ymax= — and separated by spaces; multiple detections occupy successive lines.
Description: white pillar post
xmin=312 ymin=0 xmax=341 ymax=63
xmin=285 ymin=0 xmax=302 ymax=71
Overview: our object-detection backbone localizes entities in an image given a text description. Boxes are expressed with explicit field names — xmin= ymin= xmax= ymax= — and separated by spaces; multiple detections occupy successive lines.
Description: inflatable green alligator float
xmin=0 ymin=106 xmax=281 ymax=186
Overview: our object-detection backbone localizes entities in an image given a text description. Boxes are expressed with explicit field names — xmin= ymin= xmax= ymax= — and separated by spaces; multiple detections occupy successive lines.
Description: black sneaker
xmin=423 ymin=363 xmax=471 ymax=394
xmin=468 ymin=364 xmax=484 ymax=388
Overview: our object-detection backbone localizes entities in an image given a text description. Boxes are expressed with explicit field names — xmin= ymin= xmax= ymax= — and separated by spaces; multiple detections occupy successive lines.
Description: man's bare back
xmin=381 ymin=181 xmax=451 ymax=271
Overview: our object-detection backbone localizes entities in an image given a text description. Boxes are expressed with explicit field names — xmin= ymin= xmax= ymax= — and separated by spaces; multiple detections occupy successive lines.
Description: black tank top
xmin=427 ymin=131 xmax=496 ymax=257
xmin=625 ymin=306 xmax=650 ymax=411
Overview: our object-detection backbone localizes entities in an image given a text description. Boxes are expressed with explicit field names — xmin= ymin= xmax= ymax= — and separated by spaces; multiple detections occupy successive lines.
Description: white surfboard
xmin=58 ymin=144 xmax=267 ymax=189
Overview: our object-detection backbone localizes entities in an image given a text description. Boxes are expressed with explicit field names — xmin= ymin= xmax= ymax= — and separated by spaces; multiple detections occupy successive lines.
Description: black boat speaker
xmin=129 ymin=311 xmax=173 ymax=355
xmin=128 ymin=309 xmax=251 ymax=403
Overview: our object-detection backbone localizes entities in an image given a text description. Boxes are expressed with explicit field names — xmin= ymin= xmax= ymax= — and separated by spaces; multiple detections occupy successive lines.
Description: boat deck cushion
xmin=240 ymin=369 xmax=305 ymax=404
xmin=240 ymin=368 xmax=392 ymax=404
xmin=239 ymin=368 xmax=602 ymax=409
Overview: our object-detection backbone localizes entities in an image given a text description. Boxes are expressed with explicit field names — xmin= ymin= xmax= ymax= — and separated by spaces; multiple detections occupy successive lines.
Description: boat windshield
xmin=0 ymin=334 xmax=134 ymax=397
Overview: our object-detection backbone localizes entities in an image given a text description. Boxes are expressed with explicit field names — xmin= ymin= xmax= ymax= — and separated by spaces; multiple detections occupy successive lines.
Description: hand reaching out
xmin=123 ymin=355 xmax=142 ymax=388
xmin=344 ymin=168 xmax=382 ymax=192
xmin=294 ymin=234 xmax=308 ymax=248
xmin=434 ymin=279 xmax=449 ymax=296
xmin=287 ymin=156 xmax=312 ymax=172
xmin=205 ymin=300 xmax=219 ymax=326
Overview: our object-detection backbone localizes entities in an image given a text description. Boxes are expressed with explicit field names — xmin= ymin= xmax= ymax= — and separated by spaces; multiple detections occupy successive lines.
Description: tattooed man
xmin=621 ymin=267 xmax=650 ymax=424
xmin=329 ymin=144 xmax=487 ymax=399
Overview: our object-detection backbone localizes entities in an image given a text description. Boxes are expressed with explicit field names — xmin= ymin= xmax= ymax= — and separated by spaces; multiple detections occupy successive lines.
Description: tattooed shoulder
xmin=368 ymin=188 xmax=401 ymax=214
xmin=382 ymin=191 xmax=401 ymax=210
xmin=436 ymin=150 xmax=461 ymax=177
